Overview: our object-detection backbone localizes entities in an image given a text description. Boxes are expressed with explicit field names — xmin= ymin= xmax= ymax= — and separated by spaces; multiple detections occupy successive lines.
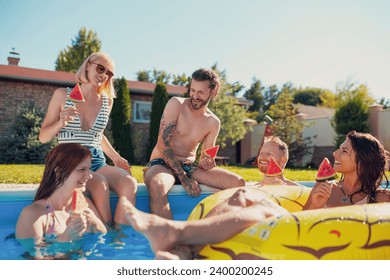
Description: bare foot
xmin=121 ymin=197 xmax=180 ymax=252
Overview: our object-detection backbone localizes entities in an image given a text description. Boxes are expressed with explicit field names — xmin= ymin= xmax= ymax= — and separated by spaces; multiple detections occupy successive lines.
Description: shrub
xmin=0 ymin=101 xmax=57 ymax=163
xmin=111 ymin=77 xmax=134 ymax=162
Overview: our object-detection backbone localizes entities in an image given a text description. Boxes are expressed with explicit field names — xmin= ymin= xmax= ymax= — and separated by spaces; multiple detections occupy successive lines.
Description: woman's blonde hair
xmin=75 ymin=52 xmax=116 ymax=99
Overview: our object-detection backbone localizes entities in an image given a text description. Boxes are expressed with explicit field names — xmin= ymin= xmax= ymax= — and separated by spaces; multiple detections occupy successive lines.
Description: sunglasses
xmin=89 ymin=61 xmax=114 ymax=78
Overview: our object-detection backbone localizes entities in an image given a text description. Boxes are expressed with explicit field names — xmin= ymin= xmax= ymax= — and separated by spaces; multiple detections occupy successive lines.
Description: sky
xmin=1 ymin=0 xmax=389 ymax=101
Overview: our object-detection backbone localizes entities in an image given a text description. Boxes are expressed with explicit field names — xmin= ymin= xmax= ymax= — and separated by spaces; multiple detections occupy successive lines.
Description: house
xmin=369 ymin=104 xmax=390 ymax=154
xmin=294 ymin=104 xmax=336 ymax=167
xmin=296 ymin=103 xmax=390 ymax=167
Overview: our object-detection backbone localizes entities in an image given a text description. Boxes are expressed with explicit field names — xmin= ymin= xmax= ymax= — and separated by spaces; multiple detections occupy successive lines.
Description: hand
xmin=198 ymin=154 xmax=216 ymax=170
xmin=113 ymin=156 xmax=132 ymax=174
xmin=59 ymin=107 xmax=78 ymax=127
xmin=181 ymin=176 xmax=201 ymax=197
xmin=82 ymin=208 xmax=105 ymax=233
xmin=306 ymin=181 xmax=334 ymax=209
xmin=63 ymin=213 xmax=88 ymax=241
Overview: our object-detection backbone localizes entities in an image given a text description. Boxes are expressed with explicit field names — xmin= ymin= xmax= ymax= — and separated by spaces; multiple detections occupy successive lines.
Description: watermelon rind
xmin=316 ymin=157 xmax=338 ymax=182
xmin=266 ymin=156 xmax=283 ymax=177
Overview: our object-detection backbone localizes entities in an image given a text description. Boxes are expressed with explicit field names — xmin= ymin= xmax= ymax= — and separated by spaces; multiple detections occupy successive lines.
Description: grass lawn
xmin=0 ymin=164 xmax=323 ymax=184
xmin=1 ymin=164 xmax=389 ymax=184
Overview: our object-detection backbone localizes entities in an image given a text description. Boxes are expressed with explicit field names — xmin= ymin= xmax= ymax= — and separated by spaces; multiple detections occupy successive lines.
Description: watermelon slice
xmin=68 ymin=84 xmax=85 ymax=103
xmin=70 ymin=189 xmax=88 ymax=214
xmin=204 ymin=145 xmax=219 ymax=158
xmin=266 ymin=156 xmax=283 ymax=177
xmin=316 ymin=157 xmax=338 ymax=182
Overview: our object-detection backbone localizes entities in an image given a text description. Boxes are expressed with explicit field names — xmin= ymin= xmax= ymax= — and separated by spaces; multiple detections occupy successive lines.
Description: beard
xmin=190 ymin=96 xmax=211 ymax=110
xmin=258 ymin=163 xmax=268 ymax=174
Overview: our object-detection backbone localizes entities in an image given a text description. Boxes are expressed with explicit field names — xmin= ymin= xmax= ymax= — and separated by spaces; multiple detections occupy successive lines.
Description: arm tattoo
xmin=160 ymin=117 xmax=186 ymax=178
xmin=162 ymin=121 xmax=176 ymax=146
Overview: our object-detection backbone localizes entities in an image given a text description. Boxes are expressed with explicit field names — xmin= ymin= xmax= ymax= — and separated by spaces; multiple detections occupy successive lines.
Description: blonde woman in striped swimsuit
xmin=39 ymin=52 xmax=137 ymax=225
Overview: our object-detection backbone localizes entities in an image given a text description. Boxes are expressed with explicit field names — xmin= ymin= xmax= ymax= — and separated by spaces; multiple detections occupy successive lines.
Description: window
xmin=134 ymin=101 xmax=152 ymax=123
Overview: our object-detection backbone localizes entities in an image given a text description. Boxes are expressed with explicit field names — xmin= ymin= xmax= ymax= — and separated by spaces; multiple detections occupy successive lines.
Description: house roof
xmin=235 ymin=96 xmax=254 ymax=106
xmin=0 ymin=64 xmax=186 ymax=95
xmin=127 ymin=80 xmax=186 ymax=96
xmin=0 ymin=64 xmax=74 ymax=86
xmin=294 ymin=103 xmax=335 ymax=120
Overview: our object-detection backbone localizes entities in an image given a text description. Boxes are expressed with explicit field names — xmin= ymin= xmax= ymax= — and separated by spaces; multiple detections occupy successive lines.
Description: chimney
xmin=7 ymin=48 xmax=20 ymax=66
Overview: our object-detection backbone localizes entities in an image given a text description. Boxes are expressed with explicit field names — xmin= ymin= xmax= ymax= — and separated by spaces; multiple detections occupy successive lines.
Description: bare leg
xmin=191 ymin=167 xmax=245 ymax=190
xmin=155 ymin=246 xmax=193 ymax=260
xmin=85 ymin=172 xmax=112 ymax=224
xmin=121 ymin=197 xmax=182 ymax=252
xmin=98 ymin=166 xmax=138 ymax=225
xmin=206 ymin=188 xmax=255 ymax=217
xmin=155 ymin=250 xmax=181 ymax=260
xmin=121 ymin=195 xmax=286 ymax=253
xmin=144 ymin=165 xmax=176 ymax=219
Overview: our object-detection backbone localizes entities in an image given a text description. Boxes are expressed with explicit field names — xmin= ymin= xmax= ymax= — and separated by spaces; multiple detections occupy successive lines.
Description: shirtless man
xmin=144 ymin=68 xmax=245 ymax=219
xmin=255 ymin=136 xmax=301 ymax=186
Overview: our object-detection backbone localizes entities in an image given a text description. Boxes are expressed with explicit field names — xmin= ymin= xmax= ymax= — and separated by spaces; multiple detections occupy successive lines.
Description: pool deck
xmin=0 ymin=183 xmax=39 ymax=190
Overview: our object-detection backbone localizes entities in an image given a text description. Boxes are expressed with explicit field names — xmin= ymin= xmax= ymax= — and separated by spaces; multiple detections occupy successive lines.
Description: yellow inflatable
xmin=187 ymin=185 xmax=390 ymax=260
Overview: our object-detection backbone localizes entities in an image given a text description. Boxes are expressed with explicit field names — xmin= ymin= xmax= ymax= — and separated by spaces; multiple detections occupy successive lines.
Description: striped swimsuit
xmin=58 ymin=88 xmax=110 ymax=171
xmin=58 ymin=88 xmax=110 ymax=147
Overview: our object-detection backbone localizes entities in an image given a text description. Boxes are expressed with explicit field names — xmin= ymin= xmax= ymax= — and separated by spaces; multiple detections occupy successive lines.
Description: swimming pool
xmin=0 ymin=184 xmax=219 ymax=260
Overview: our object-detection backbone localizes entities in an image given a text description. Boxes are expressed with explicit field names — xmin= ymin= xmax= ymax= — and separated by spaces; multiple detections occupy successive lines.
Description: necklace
xmin=340 ymin=184 xmax=362 ymax=204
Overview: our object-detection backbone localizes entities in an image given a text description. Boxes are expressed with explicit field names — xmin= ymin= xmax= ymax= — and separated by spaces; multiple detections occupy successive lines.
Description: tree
xmin=147 ymin=82 xmax=169 ymax=159
xmin=55 ymin=27 xmax=101 ymax=72
xmin=293 ymin=88 xmax=322 ymax=106
xmin=0 ymin=102 xmax=57 ymax=163
xmin=209 ymin=91 xmax=249 ymax=149
xmin=244 ymin=77 xmax=264 ymax=114
xmin=378 ymin=97 xmax=390 ymax=109
xmin=335 ymin=81 xmax=375 ymax=105
xmin=208 ymin=65 xmax=250 ymax=149
xmin=267 ymin=88 xmax=311 ymax=166
xmin=111 ymin=77 xmax=134 ymax=162
xmin=332 ymin=82 xmax=372 ymax=147
xmin=152 ymin=69 xmax=171 ymax=84
xmin=262 ymin=84 xmax=280 ymax=113
xmin=320 ymin=90 xmax=338 ymax=108
xmin=293 ymin=87 xmax=338 ymax=108
xmin=136 ymin=70 xmax=150 ymax=82
xmin=172 ymin=73 xmax=190 ymax=86
xmin=136 ymin=68 xmax=173 ymax=84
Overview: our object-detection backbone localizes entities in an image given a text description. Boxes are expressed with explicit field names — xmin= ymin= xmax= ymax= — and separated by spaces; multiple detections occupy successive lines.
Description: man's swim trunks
xmin=144 ymin=158 xmax=198 ymax=179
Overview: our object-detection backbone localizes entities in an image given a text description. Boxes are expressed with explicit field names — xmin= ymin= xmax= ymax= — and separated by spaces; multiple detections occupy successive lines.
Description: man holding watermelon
xmin=144 ymin=68 xmax=245 ymax=219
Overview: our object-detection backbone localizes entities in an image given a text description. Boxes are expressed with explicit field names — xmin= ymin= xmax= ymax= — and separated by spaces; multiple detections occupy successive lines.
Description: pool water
xmin=0 ymin=185 xmax=214 ymax=260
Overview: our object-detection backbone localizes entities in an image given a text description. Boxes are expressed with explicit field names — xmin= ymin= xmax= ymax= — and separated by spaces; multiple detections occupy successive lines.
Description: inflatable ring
xmin=187 ymin=185 xmax=390 ymax=259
